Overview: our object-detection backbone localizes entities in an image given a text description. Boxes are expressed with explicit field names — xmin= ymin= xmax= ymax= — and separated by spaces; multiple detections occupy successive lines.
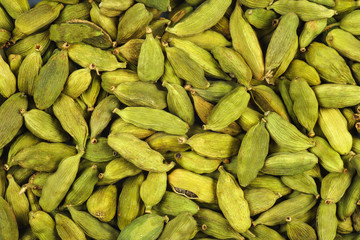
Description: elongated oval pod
xmin=281 ymin=173 xmax=319 ymax=197
xmin=317 ymin=200 xmax=337 ymax=240
xmin=29 ymin=211 xmax=57 ymax=240
xmin=321 ymin=170 xmax=353 ymax=204
xmin=338 ymin=174 xmax=360 ymax=220
xmin=0 ymin=196 xmax=18 ymax=240
xmin=97 ymin=158 xmax=141 ymax=185
xmin=284 ymin=59 xmax=321 ymax=86
xmin=55 ymin=213 xmax=86 ymax=240
xmin=140 ymin=172 xmax=167 ymax=213
xmin=86 ymin=185 xmax=117 ymax=222
xmin=299 ymin=18 xmax=327 ymax=52
xmin=286 ymin=217 xmax=317 ymax=240
xmin=340 ymin=9 xmax=360 ymax=35
xmin=158 ymin=211 xmax=197 ymax=240
xmin=326 ymin=28 xmax=360 ymax=62
xmin=0 ymin=54 xmax=16 ymax=98
xmin=89 ymin=0 xmax=117 ymax=40
xmin=174 ymin=151 xmax=221 ymax=174
xmin=244 ymin=188 xmax=280 ymax=216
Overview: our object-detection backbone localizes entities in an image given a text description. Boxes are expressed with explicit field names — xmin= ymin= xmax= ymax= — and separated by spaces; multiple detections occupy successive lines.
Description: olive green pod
xmin=163 ymin=81 xmax=195 ymax=126
xmin=154 ymin=191 xmax=199 ymax=216
xmin=14 ymin=2 xmax=63 ymax=37
xmin=237 ymin=121 xmax=269 ymax=187
xmin=244 ymin=225 xmax=285 ymax=240
xmin=0 ymin=93 xmax=28 ymax=150
xmin=251 ymin=85 xmax=290 ymax=121
xmin=299 ymin=18 xmax=327 ymax=51
xmin=191 ymin=80 xmax=237 ymax=103
xmin=338 ymin=174 xmax=360 ymax=220
xmin=245 ymin=8 xmax=277 ymax=30
xmin=244 ymin=188 xmax=280 ymax=216
xmin=289 ymin=77 xmax=318 ymax=137
xmin=183 ymin=132 xmax=240 ymax=159
xmin=326 ymin=28 xmax=360 ymax=62
xmin=167 ymin=0 xmax=231 ymax=37
xmin=340 ymin=10 xmax=360 ymax=35
xmin=230 ymin=1 xmax=264 ymax=80
xmin=314 ymin=84 xmax=360 ymax=108
xmin=0 ymin=168 xmax=5 ymax=197
xmin=174 ymin=151 xmax=222 ymax=174
xmin=140 ymin=172 xmax=167 ymax=213
xmin=116 ymin=3 xmax=153 ymax=43
xmin=264 ymin=111 xmax=315 ymax=151
xmin=264 ymin=13 xmax=299 ymax=84
xmin=97 ymin=157 xmax=141 ymax=185
xmin=110 ymin=118 xmax=155 ymax=139
xmin=39 ymin=152 xmax=82 ymax=212
xmin=165 ymin=46 xmax=209 ymax=89
xmin=0 ymin=54 xmax=16 ymax=98
xmin=63 ymin=164 xmax=98 ymax=207
xmin=337 ymin=217 xmax=353 ymax=235
xmin=112 ymin=81 xmax=167 ymax=109
xmin=23 ymin=109 xmax=69 ymax=143
xmin=281 ymin=173 xmax=319 ymax=197
xmin=8 ymin=54 xmax=22 ymax=76
xmin=68 ymin=207 xmax=119 ymax=240
xmin=63 ymin=67 xmax=93 ymax=99
xmin=238 ymin=0 xmax=272 ymax=7
xmin=83 ymin=137 xmax=118 ymax=162
xmin=118 ymin=213 xmax=167 ymax=240
xmin=0 ymin=5 xmax=14 ymax=31
xmin=168 ymin=168 xmax=217 ymax=203
xmin=286 ymin=217 xmax=316 ymax=240
xmin=237 ymin=107 xmax=263 ymax=132
xmin=29 ymin=172 xmax=50 ymax=197
xmin=55 ymin=1 xmax=91 ymax=23
xmin=99 ymin=0 xmax=133 ymax=17
xmin=217 ymin=166 xmax=251 ymax=233
xmin=146 ymin=133 xmax=190 ymax=153
xmin=309 ymin=136 xmax=344 ymax=173
xmin=211 ymin=47 xmax=251 ymax=87
xmin=117 ymin=173 xmax=145 ymax=230
xmin=6 ymin=31 xmax=50 ymax=57
xmin=80 ymin=72 xmax=101 ymax=110
xmin=0 ymin=0 xmax=29 ymax=19
xmin=268 ymin=0 xmax=335 ymax=21
xmin=0 ymin=29 xmax=11 ymax=47
xmin=20 ymin=227 xmax=37 ymax=240
xmin=137 ymin=27 xmax=164 ymax=82
xmin=342 ymin=108 xmax=356 ymax=130
xmin=0 ymin=196 xmax=19 ymax=240
xmin=53 ymin=94 xmax=89 ymax=152
xmin=284 ymin=59 xmax=321 ymax=86
xmin=161 ymin=59 xmax=183 ymax=85
xmin=17 ymin=45 xmax=43 ymax=96
xmin=89 ymin=0 xmax=117 ymax=40
xmin=305 ymin=42 xmax=356 ymax=85
xmin=195 ymin=208 xmax=244 ymax=239
xmin=33 ymin=45 xmax=69 ymax=109
xmin=68 ymin=43 xmax=126 ymax=72
xmin=317 ymin=201 xmax=337 ymax=240
xmin=113 ymin=39 xmax=144 ymax=66
xmin=158 ymin=211 xmax=197 ymax=240
xmin=101 ymin=69 xmax=139 ymax=93
xmin=5 ymin=174 xmax=29 ymax=227
xmin=253 ymin=193 xmax=317 ymax=226
xmin=321 ymin=171 xmax=353 ymax=204
xmin=113 ymin=107 xmax=189 ymax=135
xmin=352 ymin=206 xmax=360 ymax=232
xmin=55 ymin=213 xmax=86 ymax=240
xmin=169 ymin=38 xmax=229 ymax=80
xmin=29 ymin=211 xmax=57 ymax=240
xmin=175 ymin=30 xmax=231 ymax=51
xmin=204 ymin=86 xmax=250 ymax=131
xmin=318 ymin=108 xmax=352 ymax=155
xmin=87 ymin=185 xmax=117 ymax=222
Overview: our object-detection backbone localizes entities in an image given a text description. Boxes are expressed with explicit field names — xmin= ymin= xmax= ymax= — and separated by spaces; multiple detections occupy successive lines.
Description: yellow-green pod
xmin=284 ymin=59 xmax=321 ymax=86
xmin=321 ymin=171 xmax=353 ymax=204
xmin=0 ymin=54 xmax=17 ymax=98
xmin=146 ymin=132 xmax=190 ymax=153
xmin=55 ymin=1 xmax=91 ymax=23
xmin=281 ymin=173 xmax=319 ymax=197
xmin=326 ymin=28 xmax=360 ymax=62
xmin=160 ymin=59 xmax=183 ymax=85
xmin=8 ymin=54 xmax=22 ymax=76
xmin=63 ymin=66 xmax=93 ymax=99
xmin=245 ymin=8 xmax=277 ymax=30
xmin=174 ymin=151 xmax=222 ymax=174
xmin=113 ymin=39 xmax=144 ymax=66
xmin=340 ymin=10 xmax=360 ymax=35
xmin=0 ymin=29 xmax=10 ymax=47
xmin=244 ymin=188 xmax=280 ymax=216
xmin=243 ymin=225 xmax=285 ymax=240
xmin=6 ymin=31 xmax=50 ymax=57
xmin=86 ymin=185 xmax=117 ymax=222
xmin=89 ymin=0 xmax=117 ymax=40
xmin=101 ymin=69 xmax=139 ymax=93
xmin=0 ymin=5 xmax=14 ymax=31
xmin=313 ymin=84 xmax=360 ymax=108
xmin=316 ymin=201 xmax=337 ymax=240
xmin=237 ymin=107 xmax=263 ymax=131
xmin=158 ymin=211 xmax=197 ymax=240
xmin=55 ymin=213 xmax=86 ymax=240
xmin=238 ymin=0 xmax=272 ymax=8
xmin=286 ymin=217 xmax=317 ymax=240
xmin=0 ymin=0 xmax=29 ymax=19
xmin=175 ymin=30 xmax=231 ymax=51
xmin=29 ymin=211 xmax=57 ymax=240
xmin=338 ymin=174 xmax=360 ymax=220
xmin=140 ymin=172 xmax=167 ymax=213
xmin=299 ymin=18 xmax=327 ymax=52
xmin=0 ymin=196 xmax=19 ymax=240
xmin=99 ymin=0 xmax=133 ymax=17
xmin=153 ymin=191 xmax=199 ymax=216
xmin=8 ymin=166 xmax=35 ymax=186
xmin=80 ymin=72 xmax=101 ymax=110
xmin=117 ymin=173 xmax=145 ymax=230
xmin=110 ymin=118 xmax=155 ymax=139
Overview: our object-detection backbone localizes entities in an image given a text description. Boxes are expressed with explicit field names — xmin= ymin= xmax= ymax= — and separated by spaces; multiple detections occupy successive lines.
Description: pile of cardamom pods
xmin=1 ymin=0 xmax=360 ymax=239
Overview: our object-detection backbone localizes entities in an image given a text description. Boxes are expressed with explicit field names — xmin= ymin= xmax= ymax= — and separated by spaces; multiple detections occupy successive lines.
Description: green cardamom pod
xmin=86 ymin=185 xmax=117 ymax=222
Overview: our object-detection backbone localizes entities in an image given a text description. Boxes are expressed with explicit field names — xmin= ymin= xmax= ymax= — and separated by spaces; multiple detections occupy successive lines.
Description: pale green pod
xmin=8 ymin=54 xmax=22 ymax=76
xmin=99 ymin=0 xmax=133 ymax=17
xmin=204 ymin=86 xmax=250 ymax=131
xmin=284 ymin=59 xmax=321 ymax=86
xmin=165 ymin=46 xmax=209 ymax=89
xmin=169 ymin=38 xmax=229 ymax=80
xmin=68 ymin=43 xmax=126 ymax=72
xmin=299 ymin=18 xmax=327 ymax=51
xmin=340 ymin=10 xmax=360 ymax=35
xmin=68 ymin=207 xmax=120 ymax=240
xmin=63 ymin=67 xmax=93 ymax=99
xmin=39 ymin=152 xmax=83 ymax=212
xmin=253 ymin=193 xmax=317 ymax=226
xmin=146 ymin=133 xmax=190 ymax=153
xmin=29 ymin=211 xmax=57 ymax=240
xmin=245 ymin=8 xmax=277 ymax=30
xmin=281 ymin=173 xmax=319 ymax=197
xmin=217 ymin=166 xmax=251 ymax=233
xmin=55 ymin=214 xmax=86 ymax=240
xmin=140 ymin=172 xmax=167 ymax=213
xmin=168 ymin=168 xmax=217 ymax=204
xmin=237 ymin=107 xmax=263 ymax=131
xmin=117 ymin=173 xmax=145 ymax=230
xmin=174 ymin=151 xmax=222 ymax=174
xmin=289 ymin=77 xmax=318 ymax=137
xmin=211 ymin=47 xmax=252 ymax=87
xmin=23 ymin=109 xmax=69 ymax=143
xmin=118 ymin=214 xmax=167 ymax=240
xmin=175 ymin=30 xmax=231 ymax=51
xmin=309 ymin=136 xmax=344 ymax=173
xmin=112 ymin=81 xmax=167 ymax=109
xmin=237 ymin=121 xmax=269 ymax=187
xmin=286 ymin=217 xmax=317 ymax=240
xmin=116 ymin=3 xmax=153 ymax=43
xmin=326 ymin=28 xmax=360 ymax=62
xmin=184 ymin=132 xmax=241 ymax=159
xmin=110 ymin=118 xmax=155 ymax=139
xmin=83 ymin=137 xmax=118 ymax=162
xmin=101 ymin=69 xmax=139 ymax=93
xmin=244 ymin=188 xmax=280 ymax=216
xmin=321 ymin=171 xmax=353 ymax=204
xmin=0 ymin=54 xmax=17 ymax=98
xmin=264 ymin=111 xmax=315 ymax=151
xmin=153 ymin=191 xmax=199 ymax=216
xmin=313 ymin=84 xmax=360 ymax=108
xmin=97 ymin=158 xmax=140 ymax=185
xmin=114 ymin=107 xmax=189 ymax=135
xmin=305 ymin=42 xmax=356 ymax=85
xmin=317 ymin=201 xmax=337 ymax=240
xmin=161 ymin=59 xmax=183 ymax=85
xmin=268 ymin=0 xmax=336 ymax=21
xmin=166 ymin=0 xmax=232 ymax=37
xmin=158 ymin=211 xmax=197 ymax=240
xmin=318 ymin=108 xmax=352 ymax=155
xmin=89 ymin=0 xmax=117 ymax=40
xmin=86 ymin=185 xmax=117 ymax=222
xmin=137 ymin=27 xmax=164 ymax=82
xmin=264 ymin=12 xmax=299 ymax=84
xmin=308 ymin=0 xmax=335 ymax=7
xmin=191 ymin=80 xmax=238 ymax=103
xmin=230 ymin=0 xmax=264 ymax=80
xmin=337 ymin=174 xmax=360 ymax=220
